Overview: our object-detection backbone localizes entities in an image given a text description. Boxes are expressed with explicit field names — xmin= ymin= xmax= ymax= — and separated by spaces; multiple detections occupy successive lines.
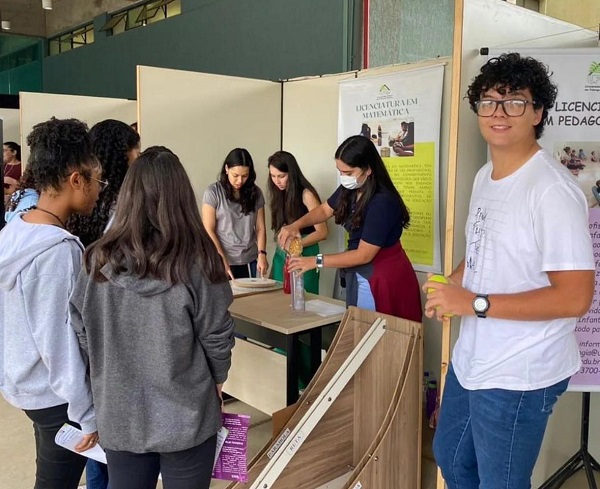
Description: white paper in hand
xmin=54 ymin=424 xmax=107 ymax=464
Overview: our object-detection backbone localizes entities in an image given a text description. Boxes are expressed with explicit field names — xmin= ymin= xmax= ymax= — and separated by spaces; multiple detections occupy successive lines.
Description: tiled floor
xmin=1 ymin=396 xmax=596 ymax=489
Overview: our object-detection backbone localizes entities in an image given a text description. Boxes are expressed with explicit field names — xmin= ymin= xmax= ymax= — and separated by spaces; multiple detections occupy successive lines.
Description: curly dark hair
xmin=466 ymin=52 xmax=558 ymax=139
xmin=333 ymin=135 xmax=410 ymax=230
xmin=7 ymin=167 xmax=38 ymax=212
xmin=67 ymin=119 xmax=140 ymax=246
xmin=26 ymin=117 xmax=97 ymax=191
xmin=218 ymin=148 xmax=258 ymax=215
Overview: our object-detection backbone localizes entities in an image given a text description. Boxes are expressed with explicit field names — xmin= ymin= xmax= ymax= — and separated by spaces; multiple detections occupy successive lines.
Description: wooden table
xmin=225 ymin=290 xmax=346 ymax=414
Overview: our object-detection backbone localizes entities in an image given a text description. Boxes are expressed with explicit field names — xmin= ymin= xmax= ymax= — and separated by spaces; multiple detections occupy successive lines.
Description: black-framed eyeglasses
xmin=475 ymin=99 xmax=537 ymax=117
xmin=90 ymin=176 xmax=109 ymax=191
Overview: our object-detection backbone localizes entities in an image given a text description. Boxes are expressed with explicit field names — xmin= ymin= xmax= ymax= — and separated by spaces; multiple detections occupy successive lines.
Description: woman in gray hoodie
xmin=0 ymin=118 xmax=104 ymax=489
xmin=70 ymin=146 xmax=235 ymax=489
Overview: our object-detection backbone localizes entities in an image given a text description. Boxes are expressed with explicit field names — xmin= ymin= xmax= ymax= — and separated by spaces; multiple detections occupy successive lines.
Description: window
xmin=48 ymin=23 xmax=94 ymax=55
xmin=100 ymin=0 xmax=181 ymax=35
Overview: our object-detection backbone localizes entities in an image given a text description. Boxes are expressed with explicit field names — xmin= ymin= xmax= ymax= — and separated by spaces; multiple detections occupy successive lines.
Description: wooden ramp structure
xmin=226 ymin=306 xmax=423 ymax=489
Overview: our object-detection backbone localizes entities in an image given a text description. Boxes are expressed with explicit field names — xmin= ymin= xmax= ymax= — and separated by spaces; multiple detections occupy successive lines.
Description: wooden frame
xmin=226 ymin=307 xmax=422 ymax=488
xmin=437 ymin=0 xmax=464 ymax=487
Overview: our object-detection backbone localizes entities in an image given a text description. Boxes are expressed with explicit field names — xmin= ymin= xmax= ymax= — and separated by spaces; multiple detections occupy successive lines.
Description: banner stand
xmin=539 ymin=392 xmax=600 ymax=489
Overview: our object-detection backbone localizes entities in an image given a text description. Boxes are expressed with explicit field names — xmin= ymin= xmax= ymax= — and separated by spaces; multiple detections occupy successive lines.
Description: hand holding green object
xmin=427 ymin=274 xmax=454 ymax=318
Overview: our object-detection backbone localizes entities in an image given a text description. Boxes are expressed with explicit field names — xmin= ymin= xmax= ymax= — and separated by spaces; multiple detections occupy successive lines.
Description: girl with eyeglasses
xmin=0 ymin=118 xmax=102 ymax=489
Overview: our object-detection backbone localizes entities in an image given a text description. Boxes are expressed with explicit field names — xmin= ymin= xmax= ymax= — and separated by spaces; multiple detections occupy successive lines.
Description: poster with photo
xmin=490 ymin=48 xmax=600 ymax=392
xmin=338 ymin=65 xmax=444 ymax=272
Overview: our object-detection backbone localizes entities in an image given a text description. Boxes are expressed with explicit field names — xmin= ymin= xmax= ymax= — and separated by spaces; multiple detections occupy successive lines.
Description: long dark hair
xmin=267 ymin=150 xmax=320 ymax=233
xmin=68 ymin=119 xmax=140 ymax=246
xmin=218 ymin=148 xmax=258 ymax=215
xmin=85 ymin=146 xmax=227 ymax=285
xmin=334 ymin=135 xmax=409 ymax=230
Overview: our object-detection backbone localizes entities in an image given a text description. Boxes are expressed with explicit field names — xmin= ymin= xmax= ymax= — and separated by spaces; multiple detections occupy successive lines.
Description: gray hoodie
xmin=69 ymin=262 xmax=235 ymax=453
xmin=0 ymin=216 xmax=96 ymax=434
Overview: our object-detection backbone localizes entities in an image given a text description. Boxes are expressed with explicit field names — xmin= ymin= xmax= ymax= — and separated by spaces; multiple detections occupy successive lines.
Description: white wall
xmin=137 ymin=66 xmax=281 ymax=256
xmin=0 ymin=109 xmax=21 ymax=146
xmin=458 ymin=1 xmax=599 ymax=485
xmin=19 ymin=92 xmax=136 ymax=165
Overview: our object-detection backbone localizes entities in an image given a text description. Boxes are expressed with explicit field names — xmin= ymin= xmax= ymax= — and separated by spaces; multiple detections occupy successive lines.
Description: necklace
xmin=33 ymin=206 xmax=67 ymax=229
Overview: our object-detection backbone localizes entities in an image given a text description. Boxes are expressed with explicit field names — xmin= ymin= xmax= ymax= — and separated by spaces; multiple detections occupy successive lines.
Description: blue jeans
xmin=433 ymin=365 xmax=569 ymax=489
xmin=86 ymin=459 xmax=109 ymax=489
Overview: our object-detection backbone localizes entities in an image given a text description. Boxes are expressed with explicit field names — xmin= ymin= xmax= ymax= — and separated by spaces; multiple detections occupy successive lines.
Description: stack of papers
xmin=305 ymin=300 xmax=346 ymax=317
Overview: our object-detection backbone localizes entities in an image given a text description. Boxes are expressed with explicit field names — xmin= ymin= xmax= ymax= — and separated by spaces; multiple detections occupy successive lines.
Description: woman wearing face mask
xmin=279 ymin=135 xmax=422 ymax=322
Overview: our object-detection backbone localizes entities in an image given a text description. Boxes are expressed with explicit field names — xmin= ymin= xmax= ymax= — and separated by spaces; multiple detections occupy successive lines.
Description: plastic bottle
xmin=283 ymin=256 xmax=291 ymax=294
xmin=423 ymin=371 xmax=430 ymax=405
xmin=426 ymin=380 xmax=438 ymax=420
xmin=377 ymin=124 xmax=382 ymax=146
xmin=290 ymin=270 xmax=305 ymax=311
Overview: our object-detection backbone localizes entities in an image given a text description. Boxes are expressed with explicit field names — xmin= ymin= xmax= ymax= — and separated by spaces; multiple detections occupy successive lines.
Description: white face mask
xmin=340 ymin=172 xmax=365 ymax=190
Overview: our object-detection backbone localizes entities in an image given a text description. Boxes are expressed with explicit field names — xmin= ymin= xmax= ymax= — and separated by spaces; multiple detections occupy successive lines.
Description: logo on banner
xmin=377 ymin=84 xmax=393 ymax=101
xmin=585 ymin=62 xmax=600 ymax=91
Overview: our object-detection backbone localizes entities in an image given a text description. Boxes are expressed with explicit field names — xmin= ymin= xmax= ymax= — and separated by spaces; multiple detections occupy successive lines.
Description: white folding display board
xmin=0 ymin=108 xmax=20 ymax=144
xmin=19 ymin=92 xmax=136 ymax=165
xmin=137 ymin=66 xmax=281 ymax=257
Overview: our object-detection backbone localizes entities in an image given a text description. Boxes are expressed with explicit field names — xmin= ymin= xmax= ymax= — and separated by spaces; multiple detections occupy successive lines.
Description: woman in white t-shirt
xmin=202 ymin=148 xmax=268 ymax=280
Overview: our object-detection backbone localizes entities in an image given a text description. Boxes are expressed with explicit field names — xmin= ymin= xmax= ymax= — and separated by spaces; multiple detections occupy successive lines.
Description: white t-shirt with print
xmin=452 ymin=149 xmax=594 ymax=391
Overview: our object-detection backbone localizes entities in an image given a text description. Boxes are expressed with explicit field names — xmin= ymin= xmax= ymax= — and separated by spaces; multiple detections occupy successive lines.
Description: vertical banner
xmin=490 ymin=48 xmax=600 ymax=392
xmin=338 ymin=65 xmax=444 ymax=272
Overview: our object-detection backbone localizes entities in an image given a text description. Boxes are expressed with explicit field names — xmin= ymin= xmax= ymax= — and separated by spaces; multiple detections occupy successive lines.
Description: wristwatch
xmin=472 ymin=294 xmax=490 ymax=318
xmin=259 ymin=250 xmax=267 ymax=256
xmin=316 ymin=254 xmax=324 ymax=269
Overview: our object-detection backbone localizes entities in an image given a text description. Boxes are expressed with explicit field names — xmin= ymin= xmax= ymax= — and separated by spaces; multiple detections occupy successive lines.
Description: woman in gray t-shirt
xmin=202 ymin=148 xmax=268 ymax=280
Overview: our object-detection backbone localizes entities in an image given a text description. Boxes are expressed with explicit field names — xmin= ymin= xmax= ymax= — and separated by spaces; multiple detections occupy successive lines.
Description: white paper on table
xmin=55 ymin=424 xmax=228 ymax=473
xmin=55 ymin=424 xmax=107 ymax=464
xmin=305 ymin=300 xmax=346 ymax=317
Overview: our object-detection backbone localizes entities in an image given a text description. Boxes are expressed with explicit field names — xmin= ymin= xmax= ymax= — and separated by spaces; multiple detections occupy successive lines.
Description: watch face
xmin=474 ymin=297 xmax=488 ymax=312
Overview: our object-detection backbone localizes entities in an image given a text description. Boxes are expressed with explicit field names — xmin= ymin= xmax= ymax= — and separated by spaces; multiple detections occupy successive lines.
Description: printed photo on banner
xmin=358 ymin=120 xmax=415 ymax=157
xmin=554 ymin=141 xmax=600 ymax=207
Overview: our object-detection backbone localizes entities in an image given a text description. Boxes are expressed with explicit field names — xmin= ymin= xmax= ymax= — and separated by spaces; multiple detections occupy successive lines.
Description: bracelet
xmin=259 ymin=250 xmax=267 ymax=256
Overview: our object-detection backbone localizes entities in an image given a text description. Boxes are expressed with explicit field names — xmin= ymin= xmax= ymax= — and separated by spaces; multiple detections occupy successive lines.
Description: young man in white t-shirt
xmin=424 ymin=53 xmax=595 ymax=488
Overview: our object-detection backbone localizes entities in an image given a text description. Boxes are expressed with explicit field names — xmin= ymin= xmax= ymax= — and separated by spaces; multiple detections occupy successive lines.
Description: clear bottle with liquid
xmin=290 ymin=270 xmax=305 ymax=311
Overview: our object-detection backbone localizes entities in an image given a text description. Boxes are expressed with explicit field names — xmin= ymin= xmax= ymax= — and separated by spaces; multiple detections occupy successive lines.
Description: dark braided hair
xmin=67 ymin=119 xmax=140 ymax=246
xmin=26 ymin=117 xmax=96 ymax=191
xmin=7 ymin=167 xmax=38 ymax=212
